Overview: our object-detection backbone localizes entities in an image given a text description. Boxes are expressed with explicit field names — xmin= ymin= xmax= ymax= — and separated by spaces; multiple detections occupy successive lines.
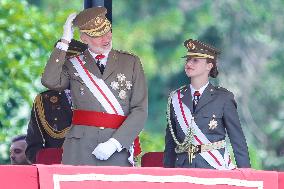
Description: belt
xmin=72 ymin=109 xmax=127 ymax=129
xmin=175 ymin=140 xmax=226 ymax=155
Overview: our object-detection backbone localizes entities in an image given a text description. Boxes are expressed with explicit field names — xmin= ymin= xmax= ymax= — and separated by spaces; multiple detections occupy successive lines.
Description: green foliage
xmin=140 ymin=131 xmax=165 ymax=153
xmin=0 ymin=0 xmax=80 ymax=163
xmin=0 ymin=0 xmax=48 ymax=162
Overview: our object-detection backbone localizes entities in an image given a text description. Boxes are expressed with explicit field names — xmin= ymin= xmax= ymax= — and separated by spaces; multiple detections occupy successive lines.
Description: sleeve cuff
xmin=56 ymin=41 xmax=69 ymax=52
xmin=109 ymin=138 xmax=123 ymax=152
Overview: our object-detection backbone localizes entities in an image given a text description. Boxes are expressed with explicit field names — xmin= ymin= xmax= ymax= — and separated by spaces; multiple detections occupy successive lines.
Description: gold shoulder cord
xmin=167 ymin=90 xmax=181 ymax=146
xmin=33 ymin=100 xmax=46 ymax=147
xmin=34 ymin=95 xmax=70 ymax=139
xmin=166 ymin=88 xmax=195 ymax=153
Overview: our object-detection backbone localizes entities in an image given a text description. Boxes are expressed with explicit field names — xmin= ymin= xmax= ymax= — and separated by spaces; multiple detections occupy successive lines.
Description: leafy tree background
xmin=1 ymin=0 xmax=284 ymax=170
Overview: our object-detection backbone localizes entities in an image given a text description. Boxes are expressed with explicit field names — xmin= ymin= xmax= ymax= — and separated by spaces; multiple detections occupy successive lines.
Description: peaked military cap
xmin=73 ymin=7 xmax=111 ymax=37
xmin=183 ymin=39 xmax=220 ymax=60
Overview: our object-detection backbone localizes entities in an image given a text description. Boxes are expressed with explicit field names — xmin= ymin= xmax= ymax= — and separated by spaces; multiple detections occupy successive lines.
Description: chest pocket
xmin=201 ymin=111 xmax=224 ymax=133
xmin=202 ymin=112 xmax=223 ymax=119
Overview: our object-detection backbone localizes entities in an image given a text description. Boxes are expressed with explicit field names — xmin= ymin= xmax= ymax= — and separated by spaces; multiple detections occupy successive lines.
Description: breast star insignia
xmin=208 ymin=114 xmax=218 ymax=130
xmin=110 ymin=73 xmax=132 ymax=100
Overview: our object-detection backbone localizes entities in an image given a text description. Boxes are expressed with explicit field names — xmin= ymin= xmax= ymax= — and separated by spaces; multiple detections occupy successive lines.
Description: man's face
xmin=184 ymin=57 xmax=213 ymax=78
xmin=81 ymin=31 xmax=112 ymax=54
xmin=10 ymin=140 xmax=28 ymax=165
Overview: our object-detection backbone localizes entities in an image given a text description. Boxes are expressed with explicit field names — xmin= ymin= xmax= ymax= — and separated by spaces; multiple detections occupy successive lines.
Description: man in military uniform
xmin=164 ymin=39 xmax=250 ymax=169
xmin=41 ymin=7 xmax=147 ymax=166
xmin=10 ymin=135 xmax=29 ymax=165
xmin=25 ymin=89 xmax=72 ymax=163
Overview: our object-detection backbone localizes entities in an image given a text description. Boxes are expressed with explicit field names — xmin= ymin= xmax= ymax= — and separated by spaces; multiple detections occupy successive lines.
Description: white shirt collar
xmin=88 ymin=49 xmax=110 ymax=66
xmin=190 ymin=82 xmax=209 ymax=97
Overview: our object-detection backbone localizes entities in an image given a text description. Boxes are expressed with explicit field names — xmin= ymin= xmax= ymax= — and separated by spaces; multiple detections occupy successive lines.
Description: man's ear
xmin=80 ymin=33 xmax=88 ymax=43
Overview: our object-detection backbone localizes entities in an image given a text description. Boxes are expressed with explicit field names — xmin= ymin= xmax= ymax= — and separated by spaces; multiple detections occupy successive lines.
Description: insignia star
xmin=111 ymin=73 xmax=132 ymax=99
xmin=125 ymin=81 xmax=132 ymax=90
xmin=117 ymin=73 xmax=126 ymax=82
xmin=110 ymin=81 xmax=119 ymax=90
xmin=208 ymin=119 xmax=218 ymax=130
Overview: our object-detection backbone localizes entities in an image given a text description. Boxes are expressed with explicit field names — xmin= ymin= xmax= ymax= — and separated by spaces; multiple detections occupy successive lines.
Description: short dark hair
xmin=11 ymin=134 xmax=27 ymax=143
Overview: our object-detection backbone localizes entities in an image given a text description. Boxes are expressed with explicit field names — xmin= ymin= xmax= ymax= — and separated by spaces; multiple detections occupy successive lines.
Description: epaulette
xmin=215 ymin=86 xmax=230 ymax=93
xmin=117 ymin=49 xmax=136 ymax=57
xmin=39 ymin=89 xmax=57 ymax=96
xmin=172 ymin=85 xmax=187 ymax=94
xmin=66 ymin=39 xmax=88 ymax=58
xmin=168 ymin=85 xmax=187 ymax=99
xmin=178 ymin=85 xmax=187 ymax=92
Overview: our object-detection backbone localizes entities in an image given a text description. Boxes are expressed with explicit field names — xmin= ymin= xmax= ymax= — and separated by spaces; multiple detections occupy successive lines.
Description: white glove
xmin=92 ymin=138 xmax=121 ymax=160
xmin=61 ymin=13 xmax=77 ymax=43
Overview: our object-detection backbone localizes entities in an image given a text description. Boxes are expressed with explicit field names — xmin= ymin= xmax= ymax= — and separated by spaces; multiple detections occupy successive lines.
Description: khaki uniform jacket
xmin=164 ymin=84 xmax=250 ymax=168
xmin=41 ymin=47 xmax=148 ymax=166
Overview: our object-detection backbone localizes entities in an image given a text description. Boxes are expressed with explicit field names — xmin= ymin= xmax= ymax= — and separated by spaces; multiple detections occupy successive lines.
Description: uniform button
xmin=54 ymin=117 xmax=58 ymax=121
xmin=57 ymin=107 xmax=61 ymax=110
xmin=56 ymin=59 xmax=59 ymax=62
xmin=176 ymin=157 xmax=179 ymax=160
xmin=99 ymin=127 xmax=105 ymax=130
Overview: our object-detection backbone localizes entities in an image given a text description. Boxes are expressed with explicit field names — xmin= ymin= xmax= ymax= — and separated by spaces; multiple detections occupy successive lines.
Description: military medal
xmin=119 ymin=90 xmax=127 ymax=100
xmin=80 ymin=87 xmax=84 ymax=95
xmin=125 ymin=81 xmax=132 ymax=90
xmin=110 ymin=73 xmax=132 ymax=100
xmin=110 ymin=80 xmax=119 ymax=90
xmin=208 ymin=114 xmax=218 ymax=130
xmin=50 ymin=96 xmax=58 ymax=103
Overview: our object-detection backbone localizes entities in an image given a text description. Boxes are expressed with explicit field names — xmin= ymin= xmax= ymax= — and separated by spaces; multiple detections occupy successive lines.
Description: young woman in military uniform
xmin=164 ymin=39 xmax=250 ymax=169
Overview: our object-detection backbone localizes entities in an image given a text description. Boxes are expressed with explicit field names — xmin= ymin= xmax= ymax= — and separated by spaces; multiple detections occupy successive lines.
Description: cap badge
xmin=187 ymin=41 xmax=196 ymax=50
xmin=95 ymin=16 xmax=104 ymax=25
xmin=208 ymin=114 xmax=218 ymax=130
xmin=110 ymin=73 xmax=132 ymax=100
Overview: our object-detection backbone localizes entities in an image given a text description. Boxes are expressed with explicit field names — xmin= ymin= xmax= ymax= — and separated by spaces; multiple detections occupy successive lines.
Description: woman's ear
xmin=207 ymin=62 xmax=214 ymax=70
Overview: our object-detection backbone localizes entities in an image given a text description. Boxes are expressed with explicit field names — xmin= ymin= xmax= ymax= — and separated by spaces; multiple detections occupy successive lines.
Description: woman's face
xmin=185 ymin=58 xmax=213 ymax=79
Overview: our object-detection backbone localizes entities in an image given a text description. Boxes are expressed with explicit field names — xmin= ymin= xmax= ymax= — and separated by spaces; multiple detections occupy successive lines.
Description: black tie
xmin=193 ymin=90 xmax=200 ymax=112
xmin=96 ymin=60 xmax=105 ymax=74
